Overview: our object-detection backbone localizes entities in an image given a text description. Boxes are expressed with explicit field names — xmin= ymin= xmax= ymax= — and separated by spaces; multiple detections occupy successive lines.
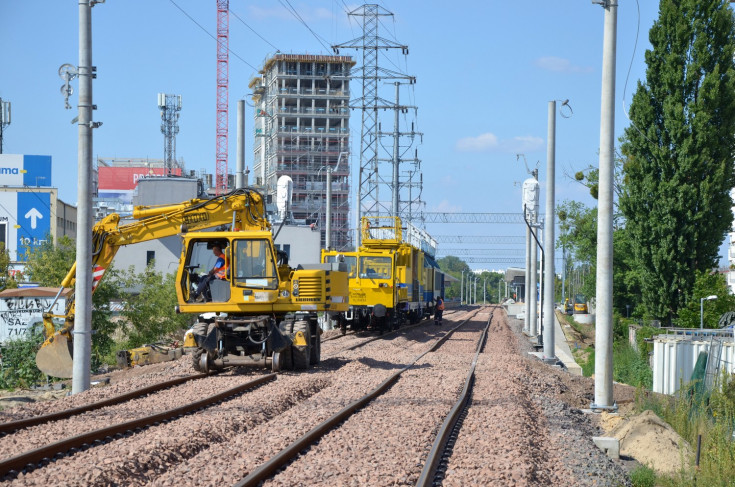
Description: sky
xmin=4 ymin=0 xmax=725 ymax=271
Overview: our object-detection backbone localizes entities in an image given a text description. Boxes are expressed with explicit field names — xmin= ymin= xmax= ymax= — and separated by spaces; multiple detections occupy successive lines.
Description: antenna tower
xmin=333 ymin=4 xmax=414 ymax=246
xmin=215 ymin=0 xmax=229 ymax=195
xmin=158 ymin=93 xmax=182 ymax=175
xmin=0 ymin=98 xmax=10 ymax=154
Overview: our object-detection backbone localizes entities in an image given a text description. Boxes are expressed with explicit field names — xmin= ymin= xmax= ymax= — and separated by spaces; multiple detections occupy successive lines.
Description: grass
xmin=634 ymin=374 xmax=735 ymax=487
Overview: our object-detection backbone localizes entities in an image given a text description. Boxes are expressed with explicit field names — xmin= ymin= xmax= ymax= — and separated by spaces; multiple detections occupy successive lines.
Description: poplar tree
xmin=620 ymin=0 xmax=735 ymax=322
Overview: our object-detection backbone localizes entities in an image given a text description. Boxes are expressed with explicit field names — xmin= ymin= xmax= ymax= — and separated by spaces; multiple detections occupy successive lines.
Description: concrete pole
xmin=392 ymin=82 xmax=400 ymax=217
xmin=593 ymin=0 xmax=617 ymax=410
xmin=524 ymin=224 xmax=531 ymax=333
xmin=529 ymin=228 xmax=538 ymax=337
xmin=326 ymin=168 xmax=332 ymax=249
xmin=543 ymin=101 xmax=557 ymax=361
xmin=460 ymin=270 xmax=465 ymax=304
xmin=73 ymin=0 xmax=94 ymax=395
xmin=236 ymin=100 xmax=245 ymax=189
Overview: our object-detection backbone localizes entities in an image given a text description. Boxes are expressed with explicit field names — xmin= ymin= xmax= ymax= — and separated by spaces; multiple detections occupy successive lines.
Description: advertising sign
xmin=0 ymin=191 xmax=51 ymax=261
xmin=0 ymin=154 xmax=52 ymax=187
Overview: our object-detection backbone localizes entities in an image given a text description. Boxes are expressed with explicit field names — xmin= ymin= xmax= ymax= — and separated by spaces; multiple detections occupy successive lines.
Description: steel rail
xmin=0 ymin=373 xmax=276 ymax=478
xmin=233 ymin=308 xmax=483 ymax=487
xmin=0 ymin=373 xmax=211 ymax=435
xmin=415 ymin=308 xmax=494 ymax=487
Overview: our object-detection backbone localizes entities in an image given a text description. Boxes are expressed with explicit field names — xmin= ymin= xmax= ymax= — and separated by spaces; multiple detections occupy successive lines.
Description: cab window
xmin=359 ymin=256 xmax=391 ymax=279
xmin=233 ymin=239 xmax=278 ymax=289
xmin=324 ymin=254 xmax=357 ymax=278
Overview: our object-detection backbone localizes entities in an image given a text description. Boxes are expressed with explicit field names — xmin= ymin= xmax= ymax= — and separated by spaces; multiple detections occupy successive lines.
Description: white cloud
xmin=505 ymin=136 xmax=544 ymax=153
xmin=432 ymin=199 xmax=462 ymax=213
xmin=455 ymin=133 xmax=544 ymax=154
xmin=534 ymin=56 xmax=593 ymax=74
xmin=455 ymin=132 xmax=499 ymax=152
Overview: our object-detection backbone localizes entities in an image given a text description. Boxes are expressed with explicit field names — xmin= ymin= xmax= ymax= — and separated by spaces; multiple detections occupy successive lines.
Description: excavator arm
xmin=36 ymin=189 xmax=269 ymax=378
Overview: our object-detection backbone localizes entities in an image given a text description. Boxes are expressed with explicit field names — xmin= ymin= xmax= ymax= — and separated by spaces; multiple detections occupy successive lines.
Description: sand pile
xmin=609 ymin=409 xmax=692 ymax=475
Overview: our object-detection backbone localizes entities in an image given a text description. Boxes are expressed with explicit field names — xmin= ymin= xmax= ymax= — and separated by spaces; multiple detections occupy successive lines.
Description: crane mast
xmin=215 ymin=0 xmax=229 ymax=195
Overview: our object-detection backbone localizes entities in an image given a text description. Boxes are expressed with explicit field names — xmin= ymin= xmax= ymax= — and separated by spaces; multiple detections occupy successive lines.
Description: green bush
xmin=0 ymin=331 xmax=46 ymax=389
xmin=630 ymin=465 xmax=656 ymax=487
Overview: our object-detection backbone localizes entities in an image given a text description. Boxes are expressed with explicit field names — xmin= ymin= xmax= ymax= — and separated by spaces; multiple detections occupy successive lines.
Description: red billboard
xmin=98 ymin=166 xmax=183 ymax=190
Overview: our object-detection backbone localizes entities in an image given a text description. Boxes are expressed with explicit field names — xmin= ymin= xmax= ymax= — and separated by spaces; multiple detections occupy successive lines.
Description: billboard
xmin=0 ymin=154 xmax=52 ymax=187
xmin=0 ymin=191 xmax=51 ymax=261
xmin=98 ymin=166 xmax=183 ymax=204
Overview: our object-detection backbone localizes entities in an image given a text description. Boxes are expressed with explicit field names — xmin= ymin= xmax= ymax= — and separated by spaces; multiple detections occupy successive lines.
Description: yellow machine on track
xmin=322 ymin=216 xmax=442 ymax=334
xmin=36 ymin=188 xmax=348 ymax=378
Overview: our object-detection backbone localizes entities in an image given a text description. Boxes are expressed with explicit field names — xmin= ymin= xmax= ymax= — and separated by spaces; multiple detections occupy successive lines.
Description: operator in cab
xmin=190 ymin=244 xmax=228 ymax=302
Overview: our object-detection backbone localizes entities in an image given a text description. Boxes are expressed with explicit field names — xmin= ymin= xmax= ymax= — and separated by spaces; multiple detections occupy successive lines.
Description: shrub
xmin=0 ymin=331 xmax=46 ymax=389
xmin=630 ymin=465 xmax=656 ymax=487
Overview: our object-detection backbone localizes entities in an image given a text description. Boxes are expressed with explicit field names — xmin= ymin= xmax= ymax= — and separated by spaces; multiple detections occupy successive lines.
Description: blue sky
xmin=5 ymin=1 xmax=722 ymax=270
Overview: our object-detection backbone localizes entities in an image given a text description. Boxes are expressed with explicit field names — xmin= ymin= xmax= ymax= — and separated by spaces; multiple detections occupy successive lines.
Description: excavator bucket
xmin=35 ymin=334 xmax=74 ymax=378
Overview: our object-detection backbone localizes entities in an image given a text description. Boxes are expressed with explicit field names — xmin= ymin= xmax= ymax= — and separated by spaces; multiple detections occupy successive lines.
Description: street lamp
xmin=700 ymin=295 xmax=718 ymax=329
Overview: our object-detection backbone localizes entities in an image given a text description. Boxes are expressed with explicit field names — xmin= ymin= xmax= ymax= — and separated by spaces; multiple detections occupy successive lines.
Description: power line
xmin=278 ymin=0 xmax=332 ymax=52
xmin=230 ymin=8 xmax=280 ymax=53
xmin=168 ymin=0 xmax=258 ymax=71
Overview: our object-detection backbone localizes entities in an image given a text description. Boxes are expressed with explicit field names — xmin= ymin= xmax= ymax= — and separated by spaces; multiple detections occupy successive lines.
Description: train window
xmin=359 ymin=256 xmax=391 ymax=279
xmin=324 ymin=254 xmax=357 ymax=278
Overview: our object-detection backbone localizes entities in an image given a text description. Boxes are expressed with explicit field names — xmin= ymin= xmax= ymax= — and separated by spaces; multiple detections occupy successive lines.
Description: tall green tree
xmin=620 ymin=0 xmax=735 ymax=322
xmin=437 ymin=256 xmax=470 ymax=300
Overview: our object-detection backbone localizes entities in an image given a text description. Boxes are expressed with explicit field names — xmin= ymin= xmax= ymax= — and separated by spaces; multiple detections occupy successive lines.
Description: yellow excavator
xmin=36 ymin=188 xmax=349 ymax=378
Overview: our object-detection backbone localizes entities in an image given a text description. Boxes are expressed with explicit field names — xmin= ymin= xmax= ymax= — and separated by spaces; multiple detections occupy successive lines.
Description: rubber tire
xmin=309 ymin=320 xmax=321 ymax=366
xmin=277 ymin=320 xmax=295 ymax=371
xmin=291 ymin=320 xmax=311 ymax=370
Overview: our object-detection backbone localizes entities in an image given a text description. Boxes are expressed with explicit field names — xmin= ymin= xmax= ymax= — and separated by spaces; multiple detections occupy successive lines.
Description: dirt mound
xmin=610 ymin=409 xmax=692 ymax=475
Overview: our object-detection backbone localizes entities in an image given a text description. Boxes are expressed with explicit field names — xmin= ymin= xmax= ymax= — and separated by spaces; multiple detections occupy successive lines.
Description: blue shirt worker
xmin=191 ymin=245 xmax=228 ymax=302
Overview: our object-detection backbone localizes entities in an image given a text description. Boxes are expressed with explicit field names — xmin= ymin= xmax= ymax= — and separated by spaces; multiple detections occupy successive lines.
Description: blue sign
xmin=22 ymin=155 xmax=52 ymax=187
xmin=17 ymin=192 xmax=50 ymax=260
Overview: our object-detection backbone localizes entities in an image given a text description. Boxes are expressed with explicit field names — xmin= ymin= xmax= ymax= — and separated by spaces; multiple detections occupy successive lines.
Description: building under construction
xmin=250 ymin=54 xmax=354 ymax=250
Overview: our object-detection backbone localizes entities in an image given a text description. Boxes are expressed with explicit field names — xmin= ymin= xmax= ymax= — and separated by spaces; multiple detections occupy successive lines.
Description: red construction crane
xmin=215 ymin=0 xmax=229 ymax=195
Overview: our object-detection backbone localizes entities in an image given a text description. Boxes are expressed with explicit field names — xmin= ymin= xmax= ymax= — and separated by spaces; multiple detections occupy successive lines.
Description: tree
xmin=437 ymin=256 xmax=470 ymax=300
xmin=0 ymin=243 xmax=17 ymax=290
xmin=119 ymin=266 xmax=193 ymax=348
xmin=676 ymin=270 xmax=735 ymax=328
xmin=620 ymin=0 xmax=735 ymax=322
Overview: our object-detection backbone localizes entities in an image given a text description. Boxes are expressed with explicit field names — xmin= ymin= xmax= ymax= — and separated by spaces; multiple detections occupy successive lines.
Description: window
xmin=359 ymin=256 xmax=391 ymax=279
xmin=233 ymin=239 xmax=278 ymax=289
xmin=324 ymin=254 xmax=356 ymax=278
xmin=146 ymin=251 xmax=155 ymax=267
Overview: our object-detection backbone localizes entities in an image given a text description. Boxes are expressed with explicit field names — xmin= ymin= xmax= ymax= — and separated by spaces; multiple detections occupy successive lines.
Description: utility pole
xmin=333 ymin=5 xmax=412 ymax=245
xmin=73 ymin=0 xmax=103 ymax=395
xmin=543 ymin=100 xmax=557 ymax=363
xmin=236 ymin=99 xmax=247 ymax=188
xmin=593 ymin=0 xmax=617 ymax=411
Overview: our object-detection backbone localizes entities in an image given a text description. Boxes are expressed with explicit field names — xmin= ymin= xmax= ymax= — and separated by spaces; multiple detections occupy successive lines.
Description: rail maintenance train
xmin=36 ymin=188 xmax=349 ymax=378
xmin=322 ymin=216 xmax=444 ymax=334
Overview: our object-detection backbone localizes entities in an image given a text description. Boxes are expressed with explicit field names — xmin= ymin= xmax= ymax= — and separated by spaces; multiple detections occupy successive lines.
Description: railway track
xmin=0 ymin=307 xmax=516 ymax=486
xmin=233 ymin=307 xmax=488 ymax=487
xmin=0 ymin=373 xmax=275 ymax=480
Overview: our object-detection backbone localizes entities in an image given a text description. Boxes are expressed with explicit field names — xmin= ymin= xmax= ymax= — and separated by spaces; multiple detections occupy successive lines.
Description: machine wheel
xmin=292 ymin=320 xmax=311 ymax=370
xmin=309 ymin=321 xmax=321 ymax=366
xmin=272 ymin=349 xmax=292 ymax=372
xmin=192 ymin=348 xmax=208 ymax=373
